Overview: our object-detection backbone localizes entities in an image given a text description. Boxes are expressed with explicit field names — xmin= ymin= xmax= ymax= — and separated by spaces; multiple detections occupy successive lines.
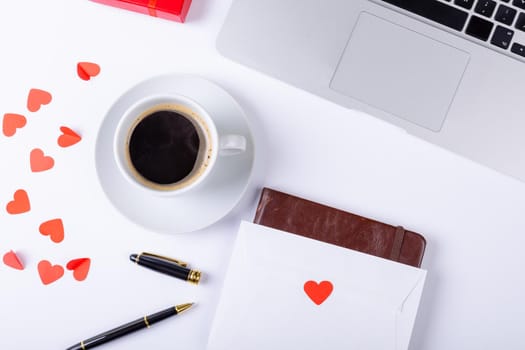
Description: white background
xmin=0 ymin=1 xmax=524 ymax=349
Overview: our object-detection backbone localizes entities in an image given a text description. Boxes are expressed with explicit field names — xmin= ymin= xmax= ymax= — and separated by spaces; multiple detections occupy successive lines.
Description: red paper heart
xmin=58 ymin=126 xmax=81 ymax=147
xmin=77 ymin=62 xmax=100 ymax=81
xmin=2 ymin=113 xmax=27 ymax=137
xmin=39 ymin=218 xmax=64 ymax=243
xmin=6 ymin=189 xmax=30 ymax=215
xmin=30 ymin=148 xmax=55 ymax=172
xmin=304 ymin=280 xmax=333 ymax=305
xmin=27 ymin=88 xmax=52 ymax=112
xmin=3 ymin=250 xmax=24 ymax=270
xmin=66 ymin=258 xmax=91 ymax=281
xmin=38 ymin=260 xmax=64 ymax=285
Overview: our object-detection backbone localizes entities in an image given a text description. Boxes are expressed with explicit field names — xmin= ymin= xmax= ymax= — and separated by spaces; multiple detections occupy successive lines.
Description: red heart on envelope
xmin=66 ymin=258 xmax=91 ymax=281
xmin=2 ymin=113 xmax=27 ymax=137
xmin=30 ymin=148 xmax=54 ymax=172
xmin=27 ymin=88 xmax=52 ymax=112
xmin=77 ymin=62 xmax=100 ymax=81
xmin=304 ymin=280 xmax=333 ymax=305
xmin=58 ymin=126 xmax=81 ymax=147
xmin=38 ymin=260 xmax=64 ymax=285
xmin=3 ymin=250 xmax=24 ymax=270
xmin=6 ymin=189 xmax=30 ymax=215
xmin=39 ymin=218 xmax=64 ymax=243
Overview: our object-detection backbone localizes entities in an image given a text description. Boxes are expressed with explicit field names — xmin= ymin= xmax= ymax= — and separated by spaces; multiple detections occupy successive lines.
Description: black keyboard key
xmin=511 ymin=42 xmax=525 ymax=56
xmin=466 ymin=15 xmax=494 ymax=41
xmin=475 ymin=0 xmax=497 ymax=18
xmin=513 ymin=0 xmax=525 ymax=10
xmin=455 ymin=0 xmax=476 ymax=9
xmin=495 ymin=5 xmax=517 ymax=25
xmin=379 ymin=0 xmax=469 ymax=31
xmin=516 ymin=12 xmax=525 ymax=31
xmin=491 ymin=25 xmax=514 ymax=49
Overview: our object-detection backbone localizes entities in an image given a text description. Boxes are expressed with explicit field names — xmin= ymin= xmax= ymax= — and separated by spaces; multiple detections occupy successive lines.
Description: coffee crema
xmin=126 ymin=104 xmax=212 ymax=191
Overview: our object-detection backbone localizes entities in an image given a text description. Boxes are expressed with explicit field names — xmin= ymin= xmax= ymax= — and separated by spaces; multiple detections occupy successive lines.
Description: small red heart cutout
xmin=30 ymin=148 xmax=55 ymax=172
xmin=66 ymin=258 xmax=91 ymax=281
xmin=6 ymin=189 xmax=30 ymax=215
xmin=2 ymin=113 xmax=27 ymax=137
xmin=38 ymin=260 xmax=64 ymax=285
xmin=58 ymin=126 xmax=81 ymax=147
xmin=27 ymin=88 xmax=52 ymax=112
xmin=304 ymin=280 xmax=333 ymax=305
xmin=39 ymin=218 xmax=64 ymax=243
xmin=77 ymin=62 xmax=100 ymax=81
xmin=3 ymin=250 xmax=24 ymax=270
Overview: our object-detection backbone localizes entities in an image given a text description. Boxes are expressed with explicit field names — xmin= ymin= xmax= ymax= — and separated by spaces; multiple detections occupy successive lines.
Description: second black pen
xmin=130 ymin=252 xmax=201 ymax=284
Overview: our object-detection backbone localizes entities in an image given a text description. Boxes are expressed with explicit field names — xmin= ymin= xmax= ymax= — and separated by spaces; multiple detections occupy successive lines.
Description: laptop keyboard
xmin=376 ymin=0 xmax=525 ymax=60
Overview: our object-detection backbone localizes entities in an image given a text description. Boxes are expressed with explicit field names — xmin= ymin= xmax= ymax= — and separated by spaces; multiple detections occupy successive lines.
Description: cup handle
xmin=219 ymin=135 xmax=246 ymax=156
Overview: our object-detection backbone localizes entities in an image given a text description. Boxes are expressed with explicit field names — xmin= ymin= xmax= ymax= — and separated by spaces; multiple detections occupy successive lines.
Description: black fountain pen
xmin=65 ymin=303 xmax=193 ymax=350
xmin=130 ymin=252 xmax=201 ymax=284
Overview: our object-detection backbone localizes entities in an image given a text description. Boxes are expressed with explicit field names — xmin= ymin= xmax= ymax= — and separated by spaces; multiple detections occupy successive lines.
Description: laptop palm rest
xmin=330 ymin=13 xmax=470 ymax=132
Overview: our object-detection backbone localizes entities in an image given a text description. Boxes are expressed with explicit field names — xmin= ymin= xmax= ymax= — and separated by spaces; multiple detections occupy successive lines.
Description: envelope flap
xmin=239 ymin=221 xmax=426 ymax=312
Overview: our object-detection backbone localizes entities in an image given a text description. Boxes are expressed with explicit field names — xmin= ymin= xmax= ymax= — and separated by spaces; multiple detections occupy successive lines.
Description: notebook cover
xmin=253 ymin=188 xmax=426 ymax=267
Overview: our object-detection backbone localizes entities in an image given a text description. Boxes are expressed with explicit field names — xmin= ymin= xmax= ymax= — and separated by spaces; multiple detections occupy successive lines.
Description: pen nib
xmin=175 ymin=303 xmax=194 ymax=314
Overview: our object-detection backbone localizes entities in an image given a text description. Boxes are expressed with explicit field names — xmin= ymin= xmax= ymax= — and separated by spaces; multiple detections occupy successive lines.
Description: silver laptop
xmin=217 ymin=0 xmax=525 ymax=182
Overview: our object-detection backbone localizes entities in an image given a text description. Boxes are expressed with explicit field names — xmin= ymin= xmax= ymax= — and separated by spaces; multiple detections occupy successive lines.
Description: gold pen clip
xmin=140 ymin=252 xmax=189 ymax=267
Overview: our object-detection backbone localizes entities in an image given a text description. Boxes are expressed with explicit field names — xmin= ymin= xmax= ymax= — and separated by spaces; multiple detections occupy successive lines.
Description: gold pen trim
xmin=175 ymin=303 xmax=193 ymax=314
xmin=144 ymin=316 xmax=151 ymax=328
xmin=80 ymin=341 xmax=86 ymax=350
xmin=187 ymin=270 xmax=201 ymax=285
xmin=141 ymin=252 xmax=188 ymax=267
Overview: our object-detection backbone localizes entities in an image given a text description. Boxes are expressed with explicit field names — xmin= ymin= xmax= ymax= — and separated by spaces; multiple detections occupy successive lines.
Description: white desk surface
xmin=1 ymin=1 xmax=524 ymax=349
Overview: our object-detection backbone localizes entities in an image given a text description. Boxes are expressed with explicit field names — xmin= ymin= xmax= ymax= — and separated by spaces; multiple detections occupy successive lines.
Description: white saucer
xmin=95 ymin=75 xmax=255 ymax=233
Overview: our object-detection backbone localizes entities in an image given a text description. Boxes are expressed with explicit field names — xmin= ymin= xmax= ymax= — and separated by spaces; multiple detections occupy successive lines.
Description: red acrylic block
xmin=90 ymin=0 xmax=192 ymax=23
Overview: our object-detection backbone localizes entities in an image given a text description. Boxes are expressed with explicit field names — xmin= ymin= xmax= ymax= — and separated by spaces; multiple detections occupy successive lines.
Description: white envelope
xmin=207 ymin=221 xmax=427 ymax=350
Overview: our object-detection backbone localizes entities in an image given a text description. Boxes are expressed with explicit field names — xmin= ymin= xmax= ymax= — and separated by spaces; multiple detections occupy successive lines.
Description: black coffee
xmin=128 ymin=110 xmax=200 ymax=185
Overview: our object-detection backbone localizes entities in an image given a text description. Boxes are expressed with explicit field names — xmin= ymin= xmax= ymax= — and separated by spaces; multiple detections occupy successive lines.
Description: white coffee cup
xmin=114 ymin=94 xmax=246 ymax=196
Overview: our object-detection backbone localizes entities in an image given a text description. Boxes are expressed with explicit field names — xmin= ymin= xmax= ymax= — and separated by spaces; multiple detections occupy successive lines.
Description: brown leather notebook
xmin=253 ymin=188 xmax=426 ymax=268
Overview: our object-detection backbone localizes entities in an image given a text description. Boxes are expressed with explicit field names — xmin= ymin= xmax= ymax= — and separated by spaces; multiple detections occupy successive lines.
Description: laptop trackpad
xmin=330 ymin=13 xmax=470 ymax=132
